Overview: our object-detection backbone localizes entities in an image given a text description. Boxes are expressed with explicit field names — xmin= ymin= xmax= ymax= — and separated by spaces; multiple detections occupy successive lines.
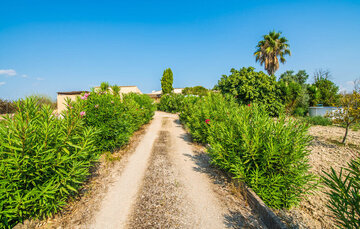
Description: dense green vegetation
xmin=278 ymin=70 xmax=310 ymax=116
xmin=179 ymin=93 xmax=317 ymax=209
xmin=0 ymin=85 xmax=155 ymax=228
xmin=76 ymin=89 xmax=155 ymax=151
xmin=182 ymin=86 xmax=209 ymax=96
xmin=0 ymin=98 xmax=98 ymax=228
xmin=157 ymin=93 xmax=199 ymax=113
xmin=323 ymin=158 xmax=360 ymax=228
xmin=215 ymin=67 xmax=283 ymax=116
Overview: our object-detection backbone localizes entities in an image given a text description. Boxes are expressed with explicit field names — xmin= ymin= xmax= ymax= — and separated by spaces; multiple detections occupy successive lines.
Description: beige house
xmin=57 ymin=86 xmax=142 ymax=113
xmin=57 ymin=91 xmax=89 ymax=114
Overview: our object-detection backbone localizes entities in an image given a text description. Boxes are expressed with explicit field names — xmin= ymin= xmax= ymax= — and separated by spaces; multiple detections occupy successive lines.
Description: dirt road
xmin=86 ymin=112 xmax=264 ymax=228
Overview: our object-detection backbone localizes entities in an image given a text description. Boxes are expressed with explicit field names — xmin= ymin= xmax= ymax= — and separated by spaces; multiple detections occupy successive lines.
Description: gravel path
xmin=87 ymin=111 xmax=265 ymax=228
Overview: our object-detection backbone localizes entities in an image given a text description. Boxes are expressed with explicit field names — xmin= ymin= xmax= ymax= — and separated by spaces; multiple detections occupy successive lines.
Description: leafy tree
xmin=254 ymin=30 xmax=291 ymax=75
xmin=327 ymin=91 xmax=360 ymax=144
xmin=216 ymin=67 xmax=283 ymax=116
xmin=161 ymin=68 xmax=174 ymax=94
xmin=314 ymin=79 xmax=339 ymax=106
xmin=279 ymin=70 xmax=309 ymax=85
xmin=307 ymin=69 xmax=339 ymax=106
xmin=307 ymin=84 xmax=321 ymax=106
xmin=278 ymin=70 xmax=310 ymax=115
xmin=182 ymin=86 xmax=208 ymax=96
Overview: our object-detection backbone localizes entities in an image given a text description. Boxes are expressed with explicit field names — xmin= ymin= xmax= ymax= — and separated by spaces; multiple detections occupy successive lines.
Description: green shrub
xmin=157 ymin=93 xmax=185 ymax=113
xmin=0 ymin=97 xmax=99 ymax=228
xmin=123 ymin=93 xmax=156 ymax=125
xmin=215 ymin=67 xmax=284 ymax=116
xmin=180 ymin=93 xmax=317 ymax=209
xmin=74 ymin=89 xmax=155 ymax=152
xmin=182 ymin=86 xmax=209 ymax=96
xmin=158 ymin=93 xmax=200 ymax=114
xmin=322 ymin=158 xmax=360 ymax=228
xmin=278 ymin=75 xmax=310 ymax=116
xmin=303 ymin=116 xmax=332 ymax=126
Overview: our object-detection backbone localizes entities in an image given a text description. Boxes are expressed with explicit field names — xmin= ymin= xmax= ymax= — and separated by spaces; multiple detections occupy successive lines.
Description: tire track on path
xmin=90 ymin=112 xmax=162 ymax=228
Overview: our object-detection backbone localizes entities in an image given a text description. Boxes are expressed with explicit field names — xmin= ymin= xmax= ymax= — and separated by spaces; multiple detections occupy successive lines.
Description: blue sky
xmin=1 ymin=0 xmax=359 ymax=100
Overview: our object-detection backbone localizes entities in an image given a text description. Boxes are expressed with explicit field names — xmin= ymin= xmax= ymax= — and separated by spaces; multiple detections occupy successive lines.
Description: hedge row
xmin=0 ymin=91 xmax=155 ymax=228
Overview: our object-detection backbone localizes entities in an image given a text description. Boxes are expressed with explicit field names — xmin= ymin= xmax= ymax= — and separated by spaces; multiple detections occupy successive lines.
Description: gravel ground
xmin=126 ymin=129 xmax=190 ymax=228
xmin=275 ymin=125 xmax=360 ymax=229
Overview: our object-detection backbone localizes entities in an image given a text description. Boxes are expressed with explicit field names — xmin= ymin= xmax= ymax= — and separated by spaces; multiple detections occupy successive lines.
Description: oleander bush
xmin=123 ymin=93 xmax=156 ymax=125
xmin=74 ymin=89 xmax=156 ymax=152
xmin=323 ymin=158 xmax=360 ymax=228
xmin=0 ymin=87 xmax=156 ymax=227
xmin=180 ymin=93 xmax=317 ymax=209
xmin=0 ymin=97 xmax=99 ymax=228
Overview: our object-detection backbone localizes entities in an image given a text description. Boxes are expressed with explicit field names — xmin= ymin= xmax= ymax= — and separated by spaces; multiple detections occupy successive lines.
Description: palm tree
xmin=254 ymin=31 xmax=291 ymax=75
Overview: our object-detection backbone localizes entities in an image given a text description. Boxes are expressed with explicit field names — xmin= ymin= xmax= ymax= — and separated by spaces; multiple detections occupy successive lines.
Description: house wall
xmin=57 ymin=94 xmax=81 ymax=114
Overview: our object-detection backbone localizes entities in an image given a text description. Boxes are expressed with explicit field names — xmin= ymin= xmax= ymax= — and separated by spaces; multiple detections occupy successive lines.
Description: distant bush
xmin=0 ymin=99 xmax=16 ymax=114
xmin=180 ymin=93 xmax=317 ymax=209
xmin=0 ymin=97 xmax=99 ymax=228
xmin=157 ymin=93 xmax=185 ymax=113
xmin=302 ymin=116 xmax=332 ymax=126
xmin=29 ymin=94 xmax=56 ymax=109
xmin=323 ymin=158 xmax=360 ymax=228
xmin=182 ymin=86 xmax=209 ymax=96
xmin=158 ymin=93 xmax=200 ymax=114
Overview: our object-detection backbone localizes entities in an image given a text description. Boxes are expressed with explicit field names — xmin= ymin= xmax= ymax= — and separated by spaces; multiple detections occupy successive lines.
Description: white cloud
xmin=21 ymin=74 xmax=28 ymax=78
xmin=0 ymin=69 xmax=16 ymax=76
xmin=36 ymin=77 xmax=44 ymax=81
xmin=0 ymin=82 xmax=5 ymax=86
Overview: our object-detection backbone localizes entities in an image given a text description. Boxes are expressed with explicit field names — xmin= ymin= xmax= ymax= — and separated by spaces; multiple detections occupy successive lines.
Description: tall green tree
xmin=254 ymin=31 xmax=291 ymax=75
xmin=161 ymin=68 xmax=174 ymax=94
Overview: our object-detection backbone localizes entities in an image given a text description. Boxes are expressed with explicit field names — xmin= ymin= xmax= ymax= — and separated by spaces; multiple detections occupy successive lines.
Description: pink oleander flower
xmin=84 ymin=93 xmax=90 ymax=97
xmin=95 ymin=104 xmax=99 ymax=108
xmin=80 ymin=111 xmax=86 ymax=117
xmin=111 ymin=100 xmax=114 ymax=104
xmin=248 ymin=104 xmax=251 ymax=107
xmin=205 ymin=119 xmax=210 ymax=124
